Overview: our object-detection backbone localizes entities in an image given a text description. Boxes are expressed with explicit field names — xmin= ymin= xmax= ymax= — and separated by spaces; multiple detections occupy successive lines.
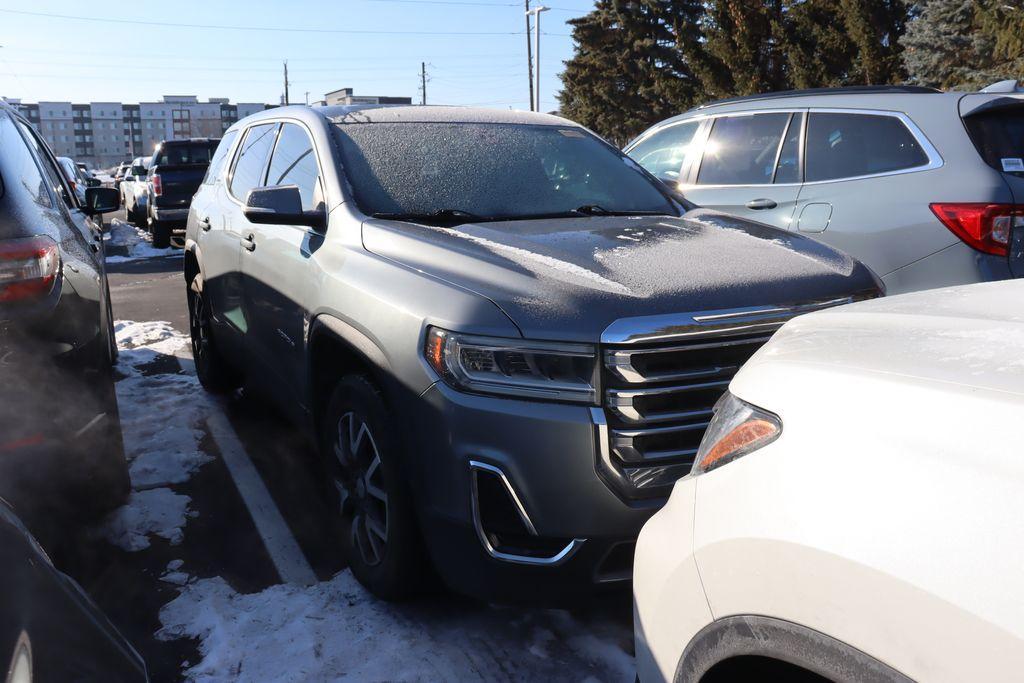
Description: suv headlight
xmin=693 ymin=392 xmax=781 ymax=474
xmin=424 ymin=327 xmax=598 ymax=403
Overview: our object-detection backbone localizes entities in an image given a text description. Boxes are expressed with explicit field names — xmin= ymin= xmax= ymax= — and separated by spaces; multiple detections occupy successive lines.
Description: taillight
xmin=0 ymin=236 xmax=60 ymax=302
xmin=930 ymin=203 xmax=1022 ymax=257
xmin=151 ymin=173 xmax=163 ymax=197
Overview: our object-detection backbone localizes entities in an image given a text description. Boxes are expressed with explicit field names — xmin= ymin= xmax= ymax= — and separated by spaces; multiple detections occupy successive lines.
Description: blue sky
xmin=0 ymin=0 xmax=591 ymax=110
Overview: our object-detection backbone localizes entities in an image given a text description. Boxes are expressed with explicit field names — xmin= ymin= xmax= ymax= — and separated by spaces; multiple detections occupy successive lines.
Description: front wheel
xmin=187 ymin=279 xmax=238 ymax=393
xmin=321 ymin=375 xmax=426 ymax=601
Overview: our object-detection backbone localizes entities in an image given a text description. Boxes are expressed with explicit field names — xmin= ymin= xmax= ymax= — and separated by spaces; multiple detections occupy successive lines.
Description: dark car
xmin=0 ymin=101 xmax=128 ymax=543
xmin=185 ymin=105 xmax=882 ymax=604
xmin=145 ymin=138 xmax=219 ymax=248
xmin=0 ymin=497 xmax=148 ymax=682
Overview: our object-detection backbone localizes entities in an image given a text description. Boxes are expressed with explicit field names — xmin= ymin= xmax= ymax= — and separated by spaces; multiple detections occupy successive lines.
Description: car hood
xmin=745 ymin=279 xmax=1024 ymax=397
xmin=361 ymin=209 xmax=880 ymax=342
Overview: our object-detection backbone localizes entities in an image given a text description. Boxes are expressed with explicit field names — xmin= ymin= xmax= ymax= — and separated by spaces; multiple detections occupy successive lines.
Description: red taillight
xmin=0 ymin=236 xmax=60 ymax=302
xmin=930 ymin=203 xmax=1021 ymax=257
xmin=151 ymin=173 xmax=163 ymax=197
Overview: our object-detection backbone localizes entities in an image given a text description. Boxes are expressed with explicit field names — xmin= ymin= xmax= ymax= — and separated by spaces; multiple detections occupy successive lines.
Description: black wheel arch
xmin=675 ymin=615 xmax=912 ymax=683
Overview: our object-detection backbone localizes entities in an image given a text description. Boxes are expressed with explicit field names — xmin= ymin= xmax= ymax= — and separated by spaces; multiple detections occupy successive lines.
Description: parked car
xmin=626 ymin=82 xmax=1024 ymax=295
xmin=633 ymin=278 xmax=1024 ymax=682
xmin=185 ymin=105 xmax=881 ymax=603
xmin=146 ymin=138 xmax=219 ymax=248
xmin=0 ymin=497 xmax=148 ymax=682
xmin=120 ymin=156 xmax=151 ymax=228
xmin=0 ymin=101 xmax=128 ymax=544
xmin=112 ymin=162 xmax=130 ymax=191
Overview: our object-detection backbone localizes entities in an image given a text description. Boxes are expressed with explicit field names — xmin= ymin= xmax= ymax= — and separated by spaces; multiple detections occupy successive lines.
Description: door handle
xmin=745 ymin=198 xmax=778 ymax=210
xmin=241 ymin=234 xmax=256 ymax=252
xmin=199 ymin=217 xmax=212 ymax=231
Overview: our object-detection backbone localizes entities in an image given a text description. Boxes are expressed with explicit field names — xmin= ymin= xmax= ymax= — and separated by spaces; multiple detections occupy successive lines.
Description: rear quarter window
xmin=805 ymin=113 xmax=929 ymax=182
xmin=154 ymin=142 xmax=218 ymax=166
xmin=964 ymin=107 xmax=1024 ymax=175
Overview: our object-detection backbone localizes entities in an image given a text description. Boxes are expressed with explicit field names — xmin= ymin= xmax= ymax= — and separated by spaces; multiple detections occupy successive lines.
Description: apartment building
xmin=2 ymin=95 xmax=273 ymax=169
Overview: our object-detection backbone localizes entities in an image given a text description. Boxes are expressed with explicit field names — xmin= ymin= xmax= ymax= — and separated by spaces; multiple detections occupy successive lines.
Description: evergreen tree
xmin=698 ymin=0 xmax=788 ymax=97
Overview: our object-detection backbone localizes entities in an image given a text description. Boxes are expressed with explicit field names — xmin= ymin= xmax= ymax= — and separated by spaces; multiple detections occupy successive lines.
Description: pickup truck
xmin=146 ymin=138 xmax=219 ymax=248
xmin=120 ymin=156 xmax=151 ymax=227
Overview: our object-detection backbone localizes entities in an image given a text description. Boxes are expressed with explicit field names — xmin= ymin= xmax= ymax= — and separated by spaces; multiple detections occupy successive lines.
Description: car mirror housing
xmin=84 ymin=187 xmax=121 ymax=215
xmin=244 ymin=185 xmax=325 ymax=230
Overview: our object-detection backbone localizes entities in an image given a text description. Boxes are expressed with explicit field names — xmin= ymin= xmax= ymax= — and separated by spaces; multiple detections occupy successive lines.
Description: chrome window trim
xmin=468 ymin=460 xmax=584 ymax=567
xmin=601 ymin=296 xmax=856 ymax=345
xmin=668 ymin=106 xmax=943 ymax=189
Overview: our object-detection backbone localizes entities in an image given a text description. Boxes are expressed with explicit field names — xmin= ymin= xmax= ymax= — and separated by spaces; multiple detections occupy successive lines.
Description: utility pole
xmin=283 ymin=60 xmax=290 ymax=105
xmin=525 ymin=6 xmax=549 ymax=112
xmin=523 ymin=0 xmax=534 ymax=111
xmin=419 ymin=62 xmax=429 ymax=105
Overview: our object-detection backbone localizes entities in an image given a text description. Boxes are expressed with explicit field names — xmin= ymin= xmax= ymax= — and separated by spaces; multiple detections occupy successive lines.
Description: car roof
xmin=233 ymin=104 xmax=575 ymax=130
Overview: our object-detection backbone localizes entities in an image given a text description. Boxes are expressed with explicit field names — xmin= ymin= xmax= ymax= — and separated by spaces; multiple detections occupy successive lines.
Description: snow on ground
xmin=158 ymin=570 xmax=635 ymax=683
xmin=97 ymin=320 xmax=214 ymax=549
xmin=105 ymin=219 xmax=179 ymax=262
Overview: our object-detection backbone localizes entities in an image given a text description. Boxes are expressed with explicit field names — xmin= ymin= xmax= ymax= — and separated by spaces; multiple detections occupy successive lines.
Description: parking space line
xmin=205 ymin=411 xmax=318 ymax=587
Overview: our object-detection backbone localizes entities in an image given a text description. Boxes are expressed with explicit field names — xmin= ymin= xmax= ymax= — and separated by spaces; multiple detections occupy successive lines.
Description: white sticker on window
xmin=1001 ymin=157 xmax=1024 ymax=172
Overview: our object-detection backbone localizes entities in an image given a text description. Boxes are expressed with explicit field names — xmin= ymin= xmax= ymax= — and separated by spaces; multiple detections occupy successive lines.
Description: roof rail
xmin=691 ymin=85 xmax=943 ymax=111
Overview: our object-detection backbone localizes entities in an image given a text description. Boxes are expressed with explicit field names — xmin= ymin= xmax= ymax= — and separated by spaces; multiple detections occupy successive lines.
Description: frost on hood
xmin=158 ymin=569 xmax=635 ymax=683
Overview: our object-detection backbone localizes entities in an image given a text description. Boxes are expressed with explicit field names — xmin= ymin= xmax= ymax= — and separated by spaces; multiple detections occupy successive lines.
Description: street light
xmin=525 ymin=5 xmax=549 ymax=112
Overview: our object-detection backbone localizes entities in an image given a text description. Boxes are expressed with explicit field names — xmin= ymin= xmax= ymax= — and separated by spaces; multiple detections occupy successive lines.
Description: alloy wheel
xmin=334 ymin=411 xmax=389 ymax=567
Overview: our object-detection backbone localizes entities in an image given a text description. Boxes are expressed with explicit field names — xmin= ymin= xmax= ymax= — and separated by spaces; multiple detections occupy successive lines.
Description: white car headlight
xmin=424 ymin=327 xmax=597 ymax=404
xmin=694 ymin=391 xmax=782 ymax=474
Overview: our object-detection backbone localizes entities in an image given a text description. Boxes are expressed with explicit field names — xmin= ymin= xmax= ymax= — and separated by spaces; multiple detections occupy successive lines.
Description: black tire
xmin=152 ymin=219 xmax=171 ymax=249
xmin=187 ymin=278 xmax=238 ymax=393
xmin=321 ymin=374 xmax=426 ymax=601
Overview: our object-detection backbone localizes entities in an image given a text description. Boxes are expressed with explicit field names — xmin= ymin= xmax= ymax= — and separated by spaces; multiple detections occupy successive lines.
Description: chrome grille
xmin=595 ymin=298 xmax=861 ymax=500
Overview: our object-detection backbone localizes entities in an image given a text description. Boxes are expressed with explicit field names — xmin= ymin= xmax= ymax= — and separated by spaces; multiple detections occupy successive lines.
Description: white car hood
xmin=746 ymin=280 xmax=1024 ymax=397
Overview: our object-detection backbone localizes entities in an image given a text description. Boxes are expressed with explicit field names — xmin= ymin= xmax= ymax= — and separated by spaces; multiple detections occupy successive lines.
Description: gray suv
xmin=626 ymin=83 xmax=1024 ymax=295
xmin=184 ymin=105 xmax=880 ymax=603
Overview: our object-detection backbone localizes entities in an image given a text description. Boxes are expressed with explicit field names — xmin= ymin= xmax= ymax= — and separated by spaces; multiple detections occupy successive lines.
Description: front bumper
xmin=633 ymin=478 xmax=712 ymax=683
xmin=408 ymin=381 xmax=661 ymax=603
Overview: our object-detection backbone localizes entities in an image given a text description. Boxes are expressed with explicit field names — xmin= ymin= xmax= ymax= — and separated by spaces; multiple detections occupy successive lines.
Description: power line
xmin=0 ymin=8 xmax=529 ymax=36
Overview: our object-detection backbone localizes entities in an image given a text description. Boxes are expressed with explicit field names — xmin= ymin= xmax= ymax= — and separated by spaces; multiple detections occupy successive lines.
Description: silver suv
xmin=184 ymin=105 xmax=880 ymax=603
xmin=626 ymin=83 xmax=1024 ymax=294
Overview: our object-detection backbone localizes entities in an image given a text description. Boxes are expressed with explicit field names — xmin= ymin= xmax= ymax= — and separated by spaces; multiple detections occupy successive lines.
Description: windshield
xmin=152 ymin=142 xmax=217 ymax=166
xmin=332 ymin=122 xmax=676 ymax=221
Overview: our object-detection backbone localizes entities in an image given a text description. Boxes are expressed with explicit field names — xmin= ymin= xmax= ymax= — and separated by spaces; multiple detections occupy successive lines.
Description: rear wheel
xmin=187 ymin=279 xmax=237 ymax=393
xmin=321 ymin=375 xmax=426 ymax=601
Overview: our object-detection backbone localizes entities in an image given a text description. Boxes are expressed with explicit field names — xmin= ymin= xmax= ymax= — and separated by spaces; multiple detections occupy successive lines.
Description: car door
xmin=680 ymin=110 xmax=804 ymax=230
xmin=191 ymin=128 xmax=246 ymax=358
xmin=239 ymin=122 xmax=325 ymax=412
xmin=792 ymin=110 xmax=947 ymax=278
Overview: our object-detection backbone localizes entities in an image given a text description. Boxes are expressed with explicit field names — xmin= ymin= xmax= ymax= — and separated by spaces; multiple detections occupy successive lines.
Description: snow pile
xmin=105 ymin=219 xmax=178 ymax=262
xmin=158 ymin=570 xmax=635 ymax=683
xmin=97 ymin=321 xmax=214 ymax=549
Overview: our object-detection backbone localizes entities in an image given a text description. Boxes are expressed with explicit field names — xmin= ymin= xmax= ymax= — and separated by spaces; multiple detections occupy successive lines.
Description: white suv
xmin=633 ymin=279 xmax=1024 ymax=682
xmin=626 ymin=83 xmax=1024 ymax=295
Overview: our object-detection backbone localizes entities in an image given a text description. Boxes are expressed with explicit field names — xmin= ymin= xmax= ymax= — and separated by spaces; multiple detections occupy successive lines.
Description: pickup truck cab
xmin=185 ymin=105 xmax=882 ymax=604
xmin=146 ymin=138 xmax=219 ymax=248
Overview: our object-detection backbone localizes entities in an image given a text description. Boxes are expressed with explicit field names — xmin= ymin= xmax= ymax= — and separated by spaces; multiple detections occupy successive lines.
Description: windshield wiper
xmin=571 ymin=205 xmax=672 ymax=217
xmin=371 ymin=209 xmax=483 ymax=224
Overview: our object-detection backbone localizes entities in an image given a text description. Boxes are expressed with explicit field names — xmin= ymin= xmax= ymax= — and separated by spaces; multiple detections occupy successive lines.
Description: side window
xmin=805 ymin=113 xmax=929 ymax=182
xmin=204 ymin=130 xmax=239 ymax=185
xmin=17 ymin=122 xmax=74 ymax=208
xmin=230 ymin=123 xmax=279 ymax=201
xmin=0 ymin=116 xmax=52 ymax=208
xmin=774 ymin=113 xmax=804 ymax=184
xmin=265 ymin=123 xmax=321 ymax=211
xmin=627 ymin=121 xmax=700 ymax=182
xmin=696 ymin=113 xmax=790 ymax=186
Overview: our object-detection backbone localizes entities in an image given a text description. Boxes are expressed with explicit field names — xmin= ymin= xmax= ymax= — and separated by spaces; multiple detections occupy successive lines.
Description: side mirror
xmin=244 ymin=185 xmax=325 ymax=230
xmin=84 ymin=187 xmax=121 ymax=215
xmin=86 ymin=177 xmax=102 ymax=188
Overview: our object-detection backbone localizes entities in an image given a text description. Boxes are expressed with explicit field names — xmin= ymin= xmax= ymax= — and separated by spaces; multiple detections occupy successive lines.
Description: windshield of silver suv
xmin=333 ymin=122 xmax=678 ymax=223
